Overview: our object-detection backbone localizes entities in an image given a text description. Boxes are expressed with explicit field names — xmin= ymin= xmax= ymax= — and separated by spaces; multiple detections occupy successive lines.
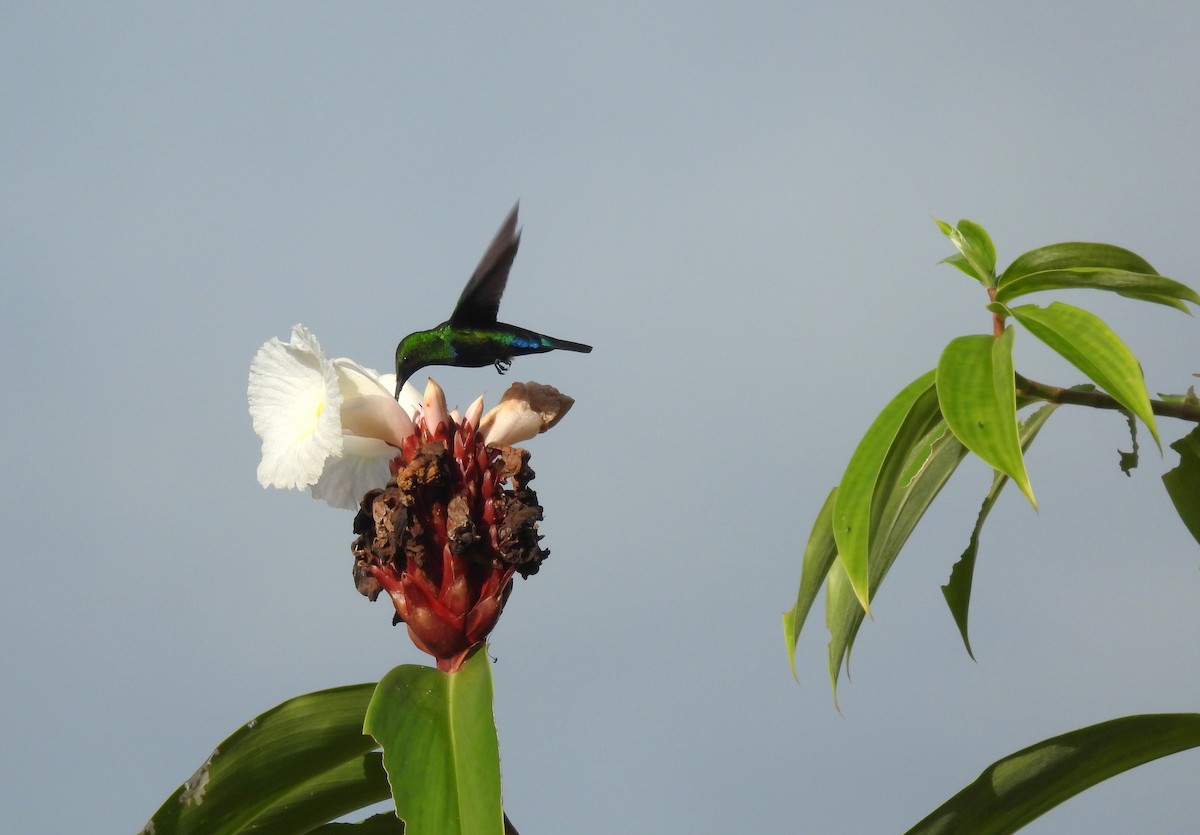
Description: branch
xmin=1015 ymin=374 xmax=1200 ymax=423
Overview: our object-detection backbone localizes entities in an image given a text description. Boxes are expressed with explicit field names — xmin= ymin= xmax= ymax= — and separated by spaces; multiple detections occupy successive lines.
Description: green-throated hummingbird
xmin=393 ymin=204 xmax=592 ymax=398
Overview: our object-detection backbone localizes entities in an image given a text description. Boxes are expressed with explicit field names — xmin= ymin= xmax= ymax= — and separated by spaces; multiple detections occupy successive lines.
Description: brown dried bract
xmin=351 ymin=439 xmax=549 ymax=604
xmin=394 ymin=441 xmax=453 ymax=492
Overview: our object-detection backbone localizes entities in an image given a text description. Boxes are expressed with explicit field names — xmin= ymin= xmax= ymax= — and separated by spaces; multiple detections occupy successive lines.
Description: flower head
xmin=351 ymin=378 xmax=574 ymax=671
xmin=248 ymin=326 xmax=577 ymax=670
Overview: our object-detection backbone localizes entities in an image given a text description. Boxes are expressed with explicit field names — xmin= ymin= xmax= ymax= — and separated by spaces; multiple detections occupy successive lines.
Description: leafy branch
xmin=786 ymin=216 xmax=1200 ymax=688
xmin=1016 ymin=373 xmax=1200 ymax=422
xmin=782 ymin=215 xmax=1200 ymax=832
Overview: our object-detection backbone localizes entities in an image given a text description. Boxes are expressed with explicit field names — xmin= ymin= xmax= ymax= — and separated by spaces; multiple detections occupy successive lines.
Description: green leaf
xmin=1100 ymin=289 xmax=1192 ymax=313
xmin=827 ymin=407 xmax=968 ymax=703
xmin=998 ymin=241 xmax=1159 ymax=282
xmin=141 ymin=684 xmax=379 ymax=835
xmin=937 ymin=329 xmax=1036 ymax=507
xmin=1163 ymin=426 xmax=1200 ymax=547
xmin=994 ymin=268 xmax=1200 ymax=307
xmin=956 ymin=219 xmax=997 ymax=278
xmin=941 ymin=403 xmax=1059 ymax=659
xmin=939 ymin=251 xmax=982 ymax=282
xmin=833 ymin=370 xmax=938 ymax=613
xmin=1009 ymin=301 xmax=1160 ymax=449
xmin=906 ymin=713 xmax=1200 ymax=835
xmin=935 ymin=218 xmax=996 ymax=285
xmin=365 ymin=650 xmax=504 ymax=835
xmin=783 ymin=487 xmax=838 ymax=681
xmin=244 ymin=753 xmax=393 ymax=834
xmin=995 ymin=240 xmax=1199 ymax=308
xmin=825 ymin=558 xmax=857 ymax=705
xmin=1156 ymin=384 xmax=1200 ymax=406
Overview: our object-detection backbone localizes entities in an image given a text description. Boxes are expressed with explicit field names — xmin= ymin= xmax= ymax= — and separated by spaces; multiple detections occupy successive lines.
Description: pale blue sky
xmin=4 ymin=3 xmax=1199 ymax=832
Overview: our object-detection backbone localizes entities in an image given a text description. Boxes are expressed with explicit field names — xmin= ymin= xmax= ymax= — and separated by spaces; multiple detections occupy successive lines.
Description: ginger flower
xmin=352 ymin=378 xmax=575 ymax=671
xmin=248 ymin=325 xmax=423 ymax=509
xmin=248 ymin=326 xmax=576 ymax=669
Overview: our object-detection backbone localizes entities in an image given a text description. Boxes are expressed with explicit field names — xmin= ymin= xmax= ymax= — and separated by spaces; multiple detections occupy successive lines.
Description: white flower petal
xmin=340 ymin=394 xmax=415 ymax=447
xmin=248 ymin=325 xmax=343 ymax=489
xmin=481 ymin=403 xmax=543 ymax=445
xmin=332 ymin=357 xmax=393 ymax=400
xmin=310 ymin=435 xmax=395 ymax=509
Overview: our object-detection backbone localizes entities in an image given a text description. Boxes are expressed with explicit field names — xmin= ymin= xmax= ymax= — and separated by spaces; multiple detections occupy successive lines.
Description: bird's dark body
xmin=394 ymin=204 xmax=592 ymax=397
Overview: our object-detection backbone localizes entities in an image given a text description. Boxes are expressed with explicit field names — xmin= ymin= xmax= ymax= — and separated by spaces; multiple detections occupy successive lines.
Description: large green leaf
xmin=937 ymin=329 xmax=1035 ymax=507
xmin=995 ymin=268 xmax=1200 ymax=308
xmin=142 ymin=684 xmax=379 ymax=835
xmin=906 ymin=713 xmax=1200 ymax=835
xmin=1163 ymin=426 xmax=1200 ymax=546
xmin=782 ymin=487 xmax=838 ymax=681
xmin=1008 ymin=301 xmax=1160 ymax=449
xmin=941 ymin=403 xmax=1059 ymax=659
xmin=995 ymin=240 xmax=1199 ymax=310
xmin=365 ymin=649 xmax=504 ymax=835
xmin=998 ymin=241 xmax=1158 ymax=282
xmin=827 ymin=411 xmax=969 ymax=702
xmin=833 ymin=370 xmax=938 ymax=613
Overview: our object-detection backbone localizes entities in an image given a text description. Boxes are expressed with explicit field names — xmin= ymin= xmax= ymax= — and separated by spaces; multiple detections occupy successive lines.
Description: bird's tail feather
xmin=547 ymin=336 xmax=593 ymax=353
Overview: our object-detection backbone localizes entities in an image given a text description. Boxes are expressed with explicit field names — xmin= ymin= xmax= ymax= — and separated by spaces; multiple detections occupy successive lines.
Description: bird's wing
xmin=448 ymin=202 xmax=521 ymax=327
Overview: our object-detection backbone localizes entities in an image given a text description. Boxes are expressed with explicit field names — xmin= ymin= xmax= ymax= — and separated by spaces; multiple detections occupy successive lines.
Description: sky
xmin=4 ymin=2 xmax=1199 ymax=833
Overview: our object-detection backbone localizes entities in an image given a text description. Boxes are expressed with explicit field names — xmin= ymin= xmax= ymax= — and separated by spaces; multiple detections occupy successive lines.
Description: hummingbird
xmin=393 ymin=204 xmax=592 ymax=398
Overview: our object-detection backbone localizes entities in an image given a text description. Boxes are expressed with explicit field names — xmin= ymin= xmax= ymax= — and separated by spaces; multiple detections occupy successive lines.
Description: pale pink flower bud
xmin=481 ymin=382 xmax=575 ymax=445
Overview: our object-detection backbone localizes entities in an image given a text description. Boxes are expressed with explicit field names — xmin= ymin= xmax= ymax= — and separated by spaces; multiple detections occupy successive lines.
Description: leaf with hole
xmin=142 ymin=684 xmax=380 ymax=835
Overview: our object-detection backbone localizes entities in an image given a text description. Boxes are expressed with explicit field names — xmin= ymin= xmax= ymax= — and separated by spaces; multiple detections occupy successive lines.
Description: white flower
xmin=248 ymin=325 xmax=421 ymax=509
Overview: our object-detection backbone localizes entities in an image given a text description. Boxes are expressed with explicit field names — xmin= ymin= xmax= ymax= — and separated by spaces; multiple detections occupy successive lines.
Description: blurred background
xmin=3 ymin=3 xmax=1198 ymax=832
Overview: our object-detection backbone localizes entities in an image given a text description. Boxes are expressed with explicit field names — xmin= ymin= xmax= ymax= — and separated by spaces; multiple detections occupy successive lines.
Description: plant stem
xmin=1015 ymin=374 xmax=1200 ymax=423
xmin=988 ymin=287 xmax=1004 ymax=337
